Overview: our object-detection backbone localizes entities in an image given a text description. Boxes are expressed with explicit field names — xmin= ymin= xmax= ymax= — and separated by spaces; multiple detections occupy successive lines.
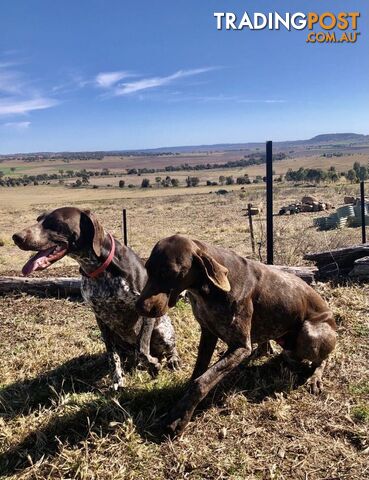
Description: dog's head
xmin=136 ymin=234 xmax=231 ymax=317
xmin=12 ymin=207 xmax=104 ymax=276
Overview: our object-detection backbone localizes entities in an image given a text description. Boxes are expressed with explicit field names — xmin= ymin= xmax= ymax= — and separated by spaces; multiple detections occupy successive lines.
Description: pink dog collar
xmin=87 ymin=232 xmax=116 ymax=278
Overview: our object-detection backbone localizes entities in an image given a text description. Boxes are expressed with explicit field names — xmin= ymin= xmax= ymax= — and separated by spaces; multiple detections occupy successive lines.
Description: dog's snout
xmin=136 ymin=295 xmax=167 ymax=318
xmin=136 ymin=297 xmax=152 ymax=316
xmin=12 ymin=232 xmax=26 ymax=246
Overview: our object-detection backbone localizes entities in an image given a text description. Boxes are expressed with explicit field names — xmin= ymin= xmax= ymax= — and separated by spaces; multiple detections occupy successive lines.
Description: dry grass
xmin=0 ymin=284 xmax=368 ymax=479
xmin=0 ymin=181 xmax=363 ymax=274
xmin=1 ymin=182 xmax=369 ymax=479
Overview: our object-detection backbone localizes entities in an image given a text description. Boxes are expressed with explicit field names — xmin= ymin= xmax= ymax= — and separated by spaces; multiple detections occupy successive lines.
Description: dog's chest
xmin=188 ymin=291 xmax=233 ymax=337
xmin=81 ymin=273 xmax=140 ymax=325
xmin=82 ymin=275 xmax=140 ymax=309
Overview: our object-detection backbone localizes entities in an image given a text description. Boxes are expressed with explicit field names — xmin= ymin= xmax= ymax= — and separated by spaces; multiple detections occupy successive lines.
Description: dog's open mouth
xmin=22 ymin=245 xmax=68 ymax=276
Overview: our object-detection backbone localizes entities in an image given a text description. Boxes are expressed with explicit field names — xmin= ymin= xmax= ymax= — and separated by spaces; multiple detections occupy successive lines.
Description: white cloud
xmin=113 ymin=68 xmax=215 ymax=96
xmin=0 ymin=97 xmax=59 ymax=116
xmin=96 ymin=71 xmax=132 ymax=88
xmin=3 ymin=121 xmax=31 ymax=129
xmin=0 ymin=70 xmax=25 ymax=95
xmin=238 ymin=99 xmax=286 ymax=104
xmin=0 ymin=61 xmax=59 ymax=118
xmin=0 ymin=61 xmax=19 ymax=68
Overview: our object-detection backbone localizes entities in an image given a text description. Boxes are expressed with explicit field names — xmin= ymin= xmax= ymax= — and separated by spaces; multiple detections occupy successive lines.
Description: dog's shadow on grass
xmin=0 ymin=353 xmax=311 ymax=477
xmin=0 ymin=353 xmax=110 ymax=420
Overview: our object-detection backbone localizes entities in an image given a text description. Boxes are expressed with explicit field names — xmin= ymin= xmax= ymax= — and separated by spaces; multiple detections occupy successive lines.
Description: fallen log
xmin=0 ymin=276 xmax=81 ymax=298
xmin=349 ymin=256 xmax=369 ymax=280
xmin=273 ymin=265 xmax=317 ymax=285
xmin=315 ymin=262 xmax=353 ymax=280
xmin=304 ymin=244 xmax=369 ymax=266
xmin=304 ymin=244 xmax=369 ymax=280
xmin=0 ymin=265 xmax=317 ymax=299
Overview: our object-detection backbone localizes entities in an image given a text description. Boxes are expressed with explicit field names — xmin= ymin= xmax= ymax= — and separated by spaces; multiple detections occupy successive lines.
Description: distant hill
xmin=1 ymin=133 xmax=368 ymax=158
xmin=306 ymin=133 xmax=369 ymax=144
xmin=141 ymin=133 xmax=369 ymax=154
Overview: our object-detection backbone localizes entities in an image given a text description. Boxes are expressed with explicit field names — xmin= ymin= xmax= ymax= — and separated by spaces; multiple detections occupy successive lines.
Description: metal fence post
xmin=122 ymin=208 xmax=128 ymax=246
xmin=360 ymin=181 xmax=366 ymax=244
xmin=247 ymin=203 xmax=256 ymax=255
xmin=266 ymin=140 xmax=274 ymax=264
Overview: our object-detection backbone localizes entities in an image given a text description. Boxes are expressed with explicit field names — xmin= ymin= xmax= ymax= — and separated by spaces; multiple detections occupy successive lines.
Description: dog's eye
xmin=42 ymin=218 xmax=62 ymax=232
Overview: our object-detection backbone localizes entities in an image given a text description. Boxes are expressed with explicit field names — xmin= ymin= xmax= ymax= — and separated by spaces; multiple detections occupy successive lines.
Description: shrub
xmin=141 ymin=178 xmax=151 ymax=188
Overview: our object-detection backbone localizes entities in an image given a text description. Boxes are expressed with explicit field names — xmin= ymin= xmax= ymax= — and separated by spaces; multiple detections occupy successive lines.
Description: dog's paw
xmin=306 ymin=376 xmax=323 ymax=395
xmin=162 ymin=414 xmax=189 ymax=439
xmin=162 ymin=402 xmax=194 ymax=438
xmin=148 ymin=361 xmax=161 ymax=378
xmin=166 ymin=355 xmax=182 ymax=371
xmin=112 ymin=374 xmax=125 ymax=391
xmin=138 ymin=353 xmax=161 ymax=378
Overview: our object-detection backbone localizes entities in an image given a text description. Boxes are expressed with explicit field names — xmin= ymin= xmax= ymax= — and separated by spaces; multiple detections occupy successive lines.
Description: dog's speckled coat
xmin=80 ymin=271 xmax=177 ymax=361
xmin=13 ymin=207 xmax=180 ymax=389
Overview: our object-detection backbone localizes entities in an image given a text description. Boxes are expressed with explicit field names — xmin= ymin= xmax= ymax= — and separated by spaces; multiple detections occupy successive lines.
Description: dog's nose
xmin=136 ymin=297 xmax=156 ymax=317
xmin=12 ymin=232 xmax=25 ymax=246
xmin=135 ymin=297 xmax=148 ymax=316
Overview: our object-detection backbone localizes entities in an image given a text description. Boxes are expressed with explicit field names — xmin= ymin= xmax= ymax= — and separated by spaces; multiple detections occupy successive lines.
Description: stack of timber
xmin=304 ymin=244 xmax=369 ymax=279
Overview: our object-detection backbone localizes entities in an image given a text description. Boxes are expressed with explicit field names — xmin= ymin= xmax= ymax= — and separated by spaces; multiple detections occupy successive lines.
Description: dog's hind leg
xmin=250 ymin=340 xmax=277 ymax=360
xmin=292 ymin=312 xmax=336 ymax=394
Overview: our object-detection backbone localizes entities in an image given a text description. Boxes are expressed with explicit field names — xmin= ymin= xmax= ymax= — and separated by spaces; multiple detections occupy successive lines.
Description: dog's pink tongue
xmin=22 ymin=247 xmax=55 ymax=276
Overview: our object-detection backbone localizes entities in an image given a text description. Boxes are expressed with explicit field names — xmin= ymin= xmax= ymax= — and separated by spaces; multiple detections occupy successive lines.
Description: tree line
xmin=285 ymin=161 xmax=369 ymax=184
xmin=126 ymin=153 xmax=287 ymax=175
xmin=0 ymin=168 xmax=113 ymax=187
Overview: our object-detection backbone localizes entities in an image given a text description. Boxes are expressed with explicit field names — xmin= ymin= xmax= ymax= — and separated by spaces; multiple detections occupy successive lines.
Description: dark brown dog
xmin=136 ymin=234 xmax=337 ymax=436
xmin=13 ymin=207 xmax=180 ymax=389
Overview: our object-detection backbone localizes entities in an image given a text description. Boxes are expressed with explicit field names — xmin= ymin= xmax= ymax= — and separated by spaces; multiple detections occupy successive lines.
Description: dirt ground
xmin=0 ymin=182 xmax=368 ymax=479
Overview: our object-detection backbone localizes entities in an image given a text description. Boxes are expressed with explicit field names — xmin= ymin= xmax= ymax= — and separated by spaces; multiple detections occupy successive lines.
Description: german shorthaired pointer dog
xmin=13 ymin=207 xmax=180 ymax=389
xmin=136 ymin=234 xmax=336 ymax=436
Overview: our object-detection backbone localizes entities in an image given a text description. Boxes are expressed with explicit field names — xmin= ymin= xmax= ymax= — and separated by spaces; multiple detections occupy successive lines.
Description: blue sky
xmin=0 ymin=0 xmax=368 ymax=153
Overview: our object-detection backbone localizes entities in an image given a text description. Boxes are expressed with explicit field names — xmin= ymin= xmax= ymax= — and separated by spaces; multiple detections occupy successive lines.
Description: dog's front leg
xmin=165 ymin=342 xmax=252 ymax=437
xmin=138 ymin=317 xmax=161 ymax=378
xmin=96 ymin=318 xmax=125 ymax=390
xmin=111 ymin=350 xmax=125 ymax=390
xmin=191 ymin=327 xmax=218 ymax=380
xmin=164 ymin=312 xmax=253 ymax=437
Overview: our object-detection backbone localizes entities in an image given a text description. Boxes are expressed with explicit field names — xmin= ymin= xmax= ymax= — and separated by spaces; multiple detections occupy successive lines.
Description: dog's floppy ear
xmin=194 ymin=249 xmax=231 ymax=292
xmin=81 ymin=210 xmax=105 ymax=257
xmin=36 ymin=211 xmax=49 ymax=222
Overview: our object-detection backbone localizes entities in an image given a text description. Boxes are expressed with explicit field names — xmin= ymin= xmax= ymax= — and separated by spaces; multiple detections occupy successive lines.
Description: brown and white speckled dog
xmin=136 ymin=235 xmax=337 ymax=436
xmin=12 ymin=207 xmax=180 ymax=389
